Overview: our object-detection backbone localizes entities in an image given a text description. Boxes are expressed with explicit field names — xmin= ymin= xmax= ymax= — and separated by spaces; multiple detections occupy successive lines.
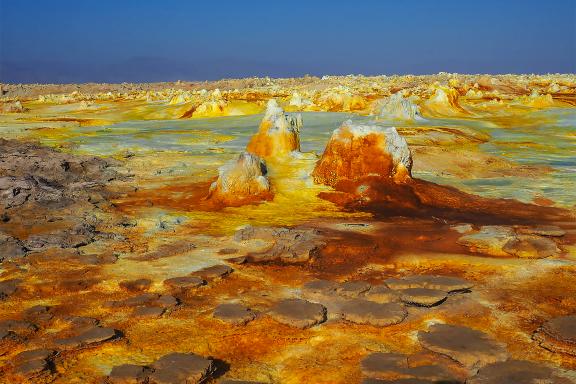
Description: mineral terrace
xmin=0 ymin=73 xmax=575 ymax=383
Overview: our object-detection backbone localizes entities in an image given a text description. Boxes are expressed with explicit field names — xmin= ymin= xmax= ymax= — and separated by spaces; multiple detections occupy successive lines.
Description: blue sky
xmin=1 ymin=0 xmax=574 ymax=83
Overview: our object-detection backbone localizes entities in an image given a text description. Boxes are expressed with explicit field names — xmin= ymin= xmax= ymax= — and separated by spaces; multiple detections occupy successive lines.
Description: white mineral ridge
xmin=377 ymin=93 xmax=424 ymax=121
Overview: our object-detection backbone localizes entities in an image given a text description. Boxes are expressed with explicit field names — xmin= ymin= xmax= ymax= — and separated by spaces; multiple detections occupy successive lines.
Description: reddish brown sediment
xmin=318 ymin=176 xmax=573 ymax=226
xmin=1 ymin=74 xmax=576 ymax=383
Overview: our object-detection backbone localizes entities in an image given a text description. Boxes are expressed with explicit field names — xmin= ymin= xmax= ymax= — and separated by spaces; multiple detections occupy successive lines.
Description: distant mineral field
xmin=1 ymin=73 xmax=576 ymax=383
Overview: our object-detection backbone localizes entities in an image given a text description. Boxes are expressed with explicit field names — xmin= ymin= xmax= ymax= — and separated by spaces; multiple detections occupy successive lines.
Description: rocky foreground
xmin=0 ymin=74 xmax=575 ymax=383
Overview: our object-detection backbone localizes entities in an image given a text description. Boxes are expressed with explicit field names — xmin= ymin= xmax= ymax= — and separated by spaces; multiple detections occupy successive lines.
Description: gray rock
xmin=214 ymin=303 xmax=257 ymax=325
xmin=336 ymin=281 xmax=371 ymax=298
xmin=163 ymin=276 xmax=206 ymax=291
xmin=191 ymin=264 xmax=233 ymax=281
xmin=12 ymin=348 xmax=55 ymax=379
xmin=468 ymin=360 xmax=572 ymax=384
xmin=235 ymin=226 xmax=325 ymax=263
xmin=56 ymin=326 xmax=118 ymax=349
xmin=269 ymin=299 xmax=327 ymax=329
xmin=111 ymin=293 xmax=161 ymax=307
xmin=133 ymin=306 xmax=165 ymax=318
xmin=534 ymin=314 xmax=576 ymax=356
xmin=361 ymin=352 xmax=407 ymax=378
xmin=13 ymin=359 xmax=49 ymax=378
xmin=149 ymin=352 xmax=214 ymax=384
xmin=13 ymin=348 xmax=55 ymax=364
xmin=109 ymin=364 xmax=150 ymax=384
xmin=340 ymin=300 xmax=407 ymax=327
xmin=418 ymin=324 xmax=508 ymax=369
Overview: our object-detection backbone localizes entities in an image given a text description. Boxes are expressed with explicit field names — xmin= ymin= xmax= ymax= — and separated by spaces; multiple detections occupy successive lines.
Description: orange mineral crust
xmin=207 ymin=152 xmax=274 ymax=207
xmin=312 ymin=120 xmax=413 ymax=186
xmin=1 ymin=73 xmax=576 ymax=384
xmin=246 ymin=99 xmax=301 ymax=158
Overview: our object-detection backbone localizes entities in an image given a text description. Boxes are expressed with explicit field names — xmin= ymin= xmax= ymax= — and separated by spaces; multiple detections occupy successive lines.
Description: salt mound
xmin=317 ymin=86 xmax=367 ymax=112
xmin=246 ymin=99 xmax=302 ymax=158
xmin=312 ymin=120 xmax=412 ymax=186
xmin=207 ymin=152 xmax=272 ymax=206
xmin=374 ymin=93 xmax=423 ymax=121
xmin=423 ymin=85 xmax=469 ymax=116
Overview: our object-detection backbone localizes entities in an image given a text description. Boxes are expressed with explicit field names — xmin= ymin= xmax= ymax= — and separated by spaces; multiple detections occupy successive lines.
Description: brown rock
xmin=418 ymin=324 xmax=507 ymax=369
xmin=163 ymin=276 xmax=205 ymax=291
xmin=109 ymin=364 xmax=150 ymax=384
xmin=399 ymin=288 xmax=447 ymax=307
xmin=340 ymin=300 xmax=407 ymax=327
xmin=302 ymin=279 xmax=338 ymax=295
xmin=119 ymin=279 xmax=152 ymax=292
xmin=269 ymin=299 xmax=327 ymax=329
xmin=191 ymin=264 xmax=233 ymax=281
xmin=534 ymin=314 xmax=576 ymax=356
xmin=337 ymin=281 xmax=371 ymax=298
xmin=361 ymin=352 xmax=407 ymax=378
xmin=149 ymin=352 xmax=214 ymax=384
xmin=468 ymin=360 xmax=572 ymax=384
xmin=155 ymin=295 xmax=179 ymax=308
xmin=112 ymin=293 xmax=161 ymax=307
xmin=13 ymin=359 xmax=49 ymax=378
xmin=13 ymin=348 xmax=55 ymax=364
xmin=23 ymin=305 xmax=54 ymax=322
xmin=133 ymin=306 xmax=165 ymax=318
xmin=56 ymin=326 xmax=118 ymax=349
xmin=214 ymin=303 xmax=257 ymax=325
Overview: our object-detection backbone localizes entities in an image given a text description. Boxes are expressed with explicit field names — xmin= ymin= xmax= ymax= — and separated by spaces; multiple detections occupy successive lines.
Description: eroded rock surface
xmin=149 ymin=352 xmax=215 ymax=384
xmin=191 ymin=264 xmax=233 ymax=281
xmin=534 ymin=314 xmax=576 ymax=356
xmin=418 ymin=324 xmax=508 ymax=369
xmin=340 ymin=300 xmax=407 ymax=327
xmin=56 ymin=326 xmax=119 ymax=350
xmin=467 ymin=360 xmax=572 ymax=384
xmin=234 ymin=225 xmax=325 ymax=263
xmin=108 ymin=363 xmax=151 ymax=384
xmin=214 ymin=303 xmax=257 ymax=325
xmin=268 ymin=299 xmax=327 ymax=329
